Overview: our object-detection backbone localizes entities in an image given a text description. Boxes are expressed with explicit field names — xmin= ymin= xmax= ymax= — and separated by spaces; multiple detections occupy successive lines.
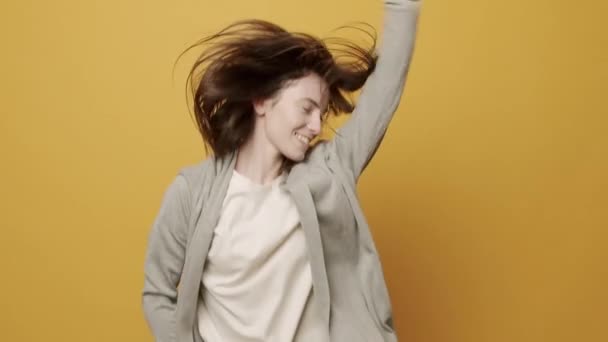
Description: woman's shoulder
xmin=175 ymin=156 xmax=219 ymax=190
xmin=307 ymin=139 xmax=332 ymax=163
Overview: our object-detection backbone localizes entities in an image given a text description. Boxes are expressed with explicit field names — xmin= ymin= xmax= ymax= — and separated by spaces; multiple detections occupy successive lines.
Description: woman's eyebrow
xmin=300 ymin=97 xmax=319 ymax=107
xmin=301 ymin=97 xmax=328 ymax=111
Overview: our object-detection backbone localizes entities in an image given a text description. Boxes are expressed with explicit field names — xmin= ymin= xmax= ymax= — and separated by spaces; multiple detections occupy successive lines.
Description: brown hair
xmin=177 ymin=19 xmax=378 ymax=158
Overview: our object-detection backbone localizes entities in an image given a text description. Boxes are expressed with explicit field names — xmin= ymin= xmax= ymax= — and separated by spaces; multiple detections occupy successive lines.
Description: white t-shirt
xmin=197 ymin=170 xmax=322 ymax=341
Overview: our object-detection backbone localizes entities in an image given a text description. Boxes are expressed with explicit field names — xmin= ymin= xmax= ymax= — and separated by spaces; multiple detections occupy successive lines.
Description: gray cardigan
xmin=143 ymin=1 xmax=421 ymax=341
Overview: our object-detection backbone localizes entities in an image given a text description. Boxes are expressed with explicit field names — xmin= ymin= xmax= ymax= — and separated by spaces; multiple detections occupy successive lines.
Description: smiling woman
xmin=250 ymin=72 xmax=330 ymax=163
xmin=142 ymin=1 xmax=421 ymax=341
xmin=180 ymin=18 xmax=378 ymax=175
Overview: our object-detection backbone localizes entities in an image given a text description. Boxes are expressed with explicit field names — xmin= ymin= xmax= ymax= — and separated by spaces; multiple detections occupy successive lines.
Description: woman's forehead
xmin=282 ymin=74 xmax=329 ymax=100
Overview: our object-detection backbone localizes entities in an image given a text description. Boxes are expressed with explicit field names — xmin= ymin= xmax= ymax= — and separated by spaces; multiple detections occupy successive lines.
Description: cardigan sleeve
xmin=328 ymin=0 xmax=421 ymax=180
xmin=142 ymin=174 xmax=191 ymax=342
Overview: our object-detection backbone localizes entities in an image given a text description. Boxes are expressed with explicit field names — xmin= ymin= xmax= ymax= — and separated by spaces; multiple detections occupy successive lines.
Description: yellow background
xmin=1 ymin=0 xmax=607 ymax=341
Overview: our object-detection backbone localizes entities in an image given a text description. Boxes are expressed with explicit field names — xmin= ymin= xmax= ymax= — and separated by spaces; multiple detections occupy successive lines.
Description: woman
xmin=143 ymin=1 xmax=421 ymax=341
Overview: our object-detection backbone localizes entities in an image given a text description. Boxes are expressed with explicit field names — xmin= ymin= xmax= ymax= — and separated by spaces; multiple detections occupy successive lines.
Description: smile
xmin=294 ymin=132 xmax=311 ymax=145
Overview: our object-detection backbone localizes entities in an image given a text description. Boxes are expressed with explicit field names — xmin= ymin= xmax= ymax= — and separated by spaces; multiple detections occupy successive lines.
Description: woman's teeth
xmin=294 ymin=132 xmax=310 ymax=144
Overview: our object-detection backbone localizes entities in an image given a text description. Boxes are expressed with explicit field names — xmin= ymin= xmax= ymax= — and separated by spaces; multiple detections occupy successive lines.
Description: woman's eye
xmin=303 ymin=107 xmax=313 ymax=114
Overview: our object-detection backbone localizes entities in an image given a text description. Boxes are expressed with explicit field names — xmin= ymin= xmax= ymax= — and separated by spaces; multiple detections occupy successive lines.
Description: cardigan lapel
xmin=176 ymin=152 xmax=237 ymax=341
xmin=284 ymin=179 xmax=331 ymax=332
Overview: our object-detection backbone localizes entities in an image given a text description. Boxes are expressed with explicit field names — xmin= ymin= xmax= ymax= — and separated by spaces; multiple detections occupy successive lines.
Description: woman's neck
xmin=235 ymin=134 xmax=285 ymax=186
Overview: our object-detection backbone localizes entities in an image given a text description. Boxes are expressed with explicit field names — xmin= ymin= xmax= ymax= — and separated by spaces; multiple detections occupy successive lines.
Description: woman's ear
xmin=253 ymin=98 xmax=269 ymax=117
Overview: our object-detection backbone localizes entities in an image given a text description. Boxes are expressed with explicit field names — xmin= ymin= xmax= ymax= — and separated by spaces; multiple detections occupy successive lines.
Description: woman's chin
xmin=283 ymin=149 xmax=307 ymax=163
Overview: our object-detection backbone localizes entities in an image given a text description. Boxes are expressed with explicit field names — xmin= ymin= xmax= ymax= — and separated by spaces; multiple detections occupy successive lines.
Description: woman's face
xmin=254 ymin=73 xmax=329 ymax=162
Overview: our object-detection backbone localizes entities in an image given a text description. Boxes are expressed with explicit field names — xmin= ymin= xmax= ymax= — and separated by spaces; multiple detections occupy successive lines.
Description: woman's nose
xmin=308 ymin=113 xmax=322 ymax=135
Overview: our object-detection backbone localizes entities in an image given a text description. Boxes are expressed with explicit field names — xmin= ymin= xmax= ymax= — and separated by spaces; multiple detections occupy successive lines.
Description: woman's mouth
xmin=294 ymin=132 xmax=311 ymax=145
